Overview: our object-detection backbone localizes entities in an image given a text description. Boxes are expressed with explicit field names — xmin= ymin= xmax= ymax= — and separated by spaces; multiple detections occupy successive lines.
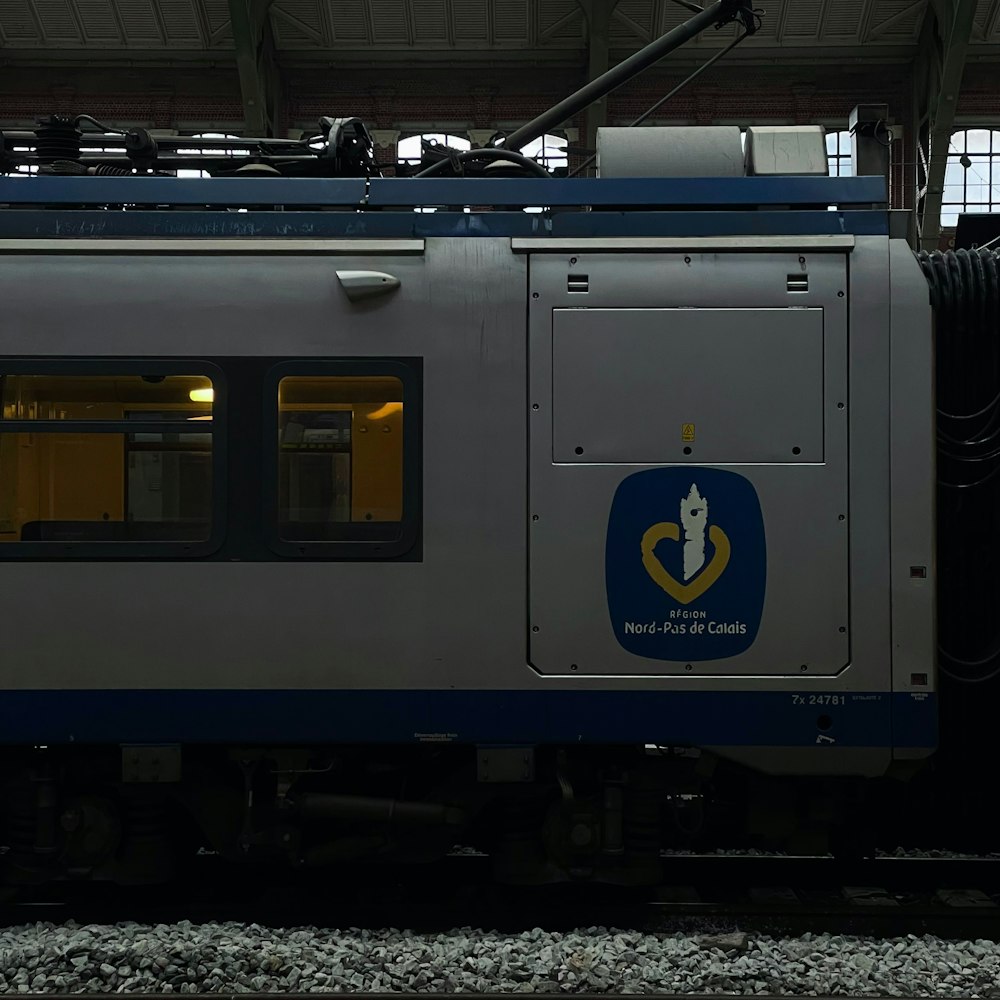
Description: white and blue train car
xmin=0 ymin=160 xmax=935 ymax=883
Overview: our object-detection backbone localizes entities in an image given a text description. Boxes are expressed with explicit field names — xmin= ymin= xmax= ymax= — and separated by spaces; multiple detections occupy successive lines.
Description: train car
xmin=0 ymin=115 xmax=945 ymax=884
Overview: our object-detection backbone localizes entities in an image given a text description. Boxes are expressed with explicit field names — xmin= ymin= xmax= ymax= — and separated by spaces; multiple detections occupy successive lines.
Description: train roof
xmin=0 ymin=175 xmax=889 ymax=240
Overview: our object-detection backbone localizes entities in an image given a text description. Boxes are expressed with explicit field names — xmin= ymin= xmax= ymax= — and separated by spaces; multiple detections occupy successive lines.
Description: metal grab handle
xmin=336 ymin=269 xmax=401 ymax=302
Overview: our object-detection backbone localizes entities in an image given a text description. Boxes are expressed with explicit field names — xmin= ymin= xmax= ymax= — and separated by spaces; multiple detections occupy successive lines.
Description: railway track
xmin=5 ymin=853 xmax=1000 ymax=939
xmin=2 ymin=877 xmax=997 ymax=997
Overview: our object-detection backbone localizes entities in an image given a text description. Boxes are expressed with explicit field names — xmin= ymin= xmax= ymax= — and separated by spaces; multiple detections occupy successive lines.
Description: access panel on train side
xmin=527 ymin=250 xmax=851 ymax=677
xmin=552 ymin=308 xmax=825 ymax=465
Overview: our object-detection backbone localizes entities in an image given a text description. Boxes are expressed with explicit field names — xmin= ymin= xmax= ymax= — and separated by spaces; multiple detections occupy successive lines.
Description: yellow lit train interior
xmin=0 ymin=373 xmax=404 ymax=543
xmin=0 ymin=375 xmax=213 ymax=542
xmin=277 ymin=376 xmax=403 ymax=527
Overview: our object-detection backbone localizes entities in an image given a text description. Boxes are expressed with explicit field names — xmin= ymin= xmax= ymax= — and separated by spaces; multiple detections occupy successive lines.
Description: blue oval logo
xmin=606 ymin=467 xmax=766 ymax=661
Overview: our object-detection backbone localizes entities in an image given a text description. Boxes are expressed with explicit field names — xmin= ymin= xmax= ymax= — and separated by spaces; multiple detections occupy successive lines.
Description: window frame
xmin=826 ymin=129 xmax=854 ymax=178
xmin=175 ymin=132 xmax=253 ymax=179
xmin=0 ymin=358 xmax=227 ymax=559
xmin=941 ymin=126 xmax=1000 ymax=227
xmin=263 ymin=358 xmax=421 ymax=560
xmin=397 ymin=133 xmax=471 ymax=167
xmin=519 ymin=133 xmax=568 ymax=173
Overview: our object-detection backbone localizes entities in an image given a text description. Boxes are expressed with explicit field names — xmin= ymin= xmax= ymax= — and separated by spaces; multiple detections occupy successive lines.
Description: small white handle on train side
xmin=336 ymin=270 xmax=401 ymax=302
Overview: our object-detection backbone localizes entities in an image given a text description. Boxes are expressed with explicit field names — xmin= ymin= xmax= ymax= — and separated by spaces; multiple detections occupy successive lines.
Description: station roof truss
xmin=1 ymin=0 xmax=998 ymax=66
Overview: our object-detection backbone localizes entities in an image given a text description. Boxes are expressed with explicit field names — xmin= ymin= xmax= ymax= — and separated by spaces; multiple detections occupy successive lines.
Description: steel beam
xmin=227 ymin=0 xmax=281 ymax=136
xmin=914 ymin=0 xmax=977 ymax=250
xmin=867 ymin=0 xmax=924 ymax=40
xmin=577 ymin=0 xmax=620 ymax=170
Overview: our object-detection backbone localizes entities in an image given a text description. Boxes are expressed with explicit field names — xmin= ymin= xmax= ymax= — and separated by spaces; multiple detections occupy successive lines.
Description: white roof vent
xmin=745 ymin=126 xmax=829 ymax=176
xmin=596 ymin=126 xmax=744 ymax=178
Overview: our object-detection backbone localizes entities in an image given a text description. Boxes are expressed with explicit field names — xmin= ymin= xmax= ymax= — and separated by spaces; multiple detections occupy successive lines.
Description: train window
xmin=266 ymin=360 xmax=420 ymax=558
xmin=0 ymin=367 xmax=224 ymax=557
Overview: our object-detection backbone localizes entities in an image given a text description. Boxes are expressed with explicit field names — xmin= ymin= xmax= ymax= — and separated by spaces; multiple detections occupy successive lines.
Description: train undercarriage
xmin=0 ymin=744 xmax=937 ymax=887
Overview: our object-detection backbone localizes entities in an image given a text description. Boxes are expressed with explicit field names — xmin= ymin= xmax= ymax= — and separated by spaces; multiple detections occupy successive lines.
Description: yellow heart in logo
xmin=640 ymin=522 xmax=731 ymax=605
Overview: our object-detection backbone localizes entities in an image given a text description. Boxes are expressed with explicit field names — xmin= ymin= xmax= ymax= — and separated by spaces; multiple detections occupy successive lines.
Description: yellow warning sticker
xmin=681 ymin=423 xmax=696 ymax=443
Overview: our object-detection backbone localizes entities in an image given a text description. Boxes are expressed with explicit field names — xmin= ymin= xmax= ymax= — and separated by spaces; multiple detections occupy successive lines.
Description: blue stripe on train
xmin=0 ymin=210 xmax=890 ymax=240
xmin=0 ymin=690 xmax=935 ymax=748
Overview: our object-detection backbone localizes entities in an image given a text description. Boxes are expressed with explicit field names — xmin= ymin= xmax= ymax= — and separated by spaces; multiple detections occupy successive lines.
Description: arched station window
xmin=397 ymin=133 xmax=471 ymax=166
xmin=175 ymin=133 xmax=252 ymax=179
xmin=942 ymin=128 xmax=1000 ymax=227
xmin=519 ymin=133 xmax=568 ymax=171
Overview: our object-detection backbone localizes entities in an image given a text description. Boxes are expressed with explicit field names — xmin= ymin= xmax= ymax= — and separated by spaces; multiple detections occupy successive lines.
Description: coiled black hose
xmin=917 ymin=248 xmax=1000 ymax=682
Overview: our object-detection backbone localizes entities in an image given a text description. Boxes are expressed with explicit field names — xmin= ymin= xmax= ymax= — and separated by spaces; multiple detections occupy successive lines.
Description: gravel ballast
xmin=2 ymin=922 xmax=1000 ymax=995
